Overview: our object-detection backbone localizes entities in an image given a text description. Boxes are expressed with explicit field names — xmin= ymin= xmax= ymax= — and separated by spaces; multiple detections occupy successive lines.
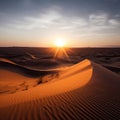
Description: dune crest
xmin=0 ymin=58 xmax=16 ymax=65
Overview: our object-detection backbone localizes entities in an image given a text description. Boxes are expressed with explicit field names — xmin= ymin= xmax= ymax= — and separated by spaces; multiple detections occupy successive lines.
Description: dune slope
xmin=0 ymin=59 xmax=120 ymax=120
xmin=0 ymin=58 xmax=59 ymax=94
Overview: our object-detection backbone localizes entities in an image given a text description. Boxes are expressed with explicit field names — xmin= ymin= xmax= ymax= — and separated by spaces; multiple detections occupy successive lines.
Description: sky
xmin=0 ymin=0 xmax=120 ymax=47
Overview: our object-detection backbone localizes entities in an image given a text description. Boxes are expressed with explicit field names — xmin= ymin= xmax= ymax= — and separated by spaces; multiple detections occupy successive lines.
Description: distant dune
xmin=0 ymin=59 xmax=120 ymax=120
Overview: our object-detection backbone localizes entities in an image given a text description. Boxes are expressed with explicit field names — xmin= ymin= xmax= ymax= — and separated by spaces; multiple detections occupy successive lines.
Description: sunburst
xmin=53 ymin=38 xmax=70 ymax=60
xmin=54 ymin=38 xmax=65 ymax=48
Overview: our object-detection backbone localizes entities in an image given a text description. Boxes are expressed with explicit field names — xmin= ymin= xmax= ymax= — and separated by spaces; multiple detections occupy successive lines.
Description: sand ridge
xmin=0 ymin=59 xmax=92 ymax=107
xmin=0 ymin=59 xmax=120 ymax=120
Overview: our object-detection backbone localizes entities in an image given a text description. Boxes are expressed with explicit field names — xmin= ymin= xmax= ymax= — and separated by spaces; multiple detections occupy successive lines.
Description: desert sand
xmin=0 ymin=47 xmax=120 ymax=120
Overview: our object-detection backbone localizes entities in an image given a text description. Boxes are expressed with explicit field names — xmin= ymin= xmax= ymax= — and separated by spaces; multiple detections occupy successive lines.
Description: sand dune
xmin=0 ymin=58 xmax=16 ymax=65
xmin=0 ymin=58 xmax=59 ymax=94
xmin=0 ymin=58 xmax=58 ymax=77
xmin=0 ymin=59 xmax=120 ymax=120
xmin=102 ymin=64 xmax=120 ymax=74
xmin=0 ymin=69 xmax=38 ymax=94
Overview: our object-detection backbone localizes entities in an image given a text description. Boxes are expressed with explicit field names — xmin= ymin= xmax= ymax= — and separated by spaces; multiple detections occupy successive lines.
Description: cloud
xmin=7 ymin=9 xmax=62 ymax=30
xmin=89 ymin=13 xmax=108 ymax=26
xmin=108 ymin=19 xmax=120 ymax=26
xmin=3 ymin=8 xmax=120 ymax=38
xmin=87 ymin=13 xmax=120 ymax=35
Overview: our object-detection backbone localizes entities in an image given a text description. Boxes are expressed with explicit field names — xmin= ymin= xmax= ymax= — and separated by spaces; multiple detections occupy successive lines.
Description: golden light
xmin=54 ymin=38 xmax=65 ymax=48
xmin=53 ymin=38 xmax=71 ymax=61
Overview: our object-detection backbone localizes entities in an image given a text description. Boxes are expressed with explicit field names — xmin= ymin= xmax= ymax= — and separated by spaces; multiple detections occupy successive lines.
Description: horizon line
xmin=0 ymin=46 xmax=120 ymax=48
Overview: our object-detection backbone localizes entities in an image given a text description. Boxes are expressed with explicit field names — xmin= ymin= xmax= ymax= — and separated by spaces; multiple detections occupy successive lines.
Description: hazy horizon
xmin=0 ymin=0 xmax=120 ymax=47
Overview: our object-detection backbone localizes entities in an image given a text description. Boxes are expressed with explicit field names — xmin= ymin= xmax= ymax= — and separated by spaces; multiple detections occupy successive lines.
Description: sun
xmin=53 ymin=38 xmax=70 ymax=60
xmin=54 ymin=38 xmax=65 ymax=48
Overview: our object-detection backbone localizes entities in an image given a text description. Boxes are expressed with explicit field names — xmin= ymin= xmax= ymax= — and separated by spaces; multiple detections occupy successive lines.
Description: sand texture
xmin=0 ymin=58 xmax=120 ymax=120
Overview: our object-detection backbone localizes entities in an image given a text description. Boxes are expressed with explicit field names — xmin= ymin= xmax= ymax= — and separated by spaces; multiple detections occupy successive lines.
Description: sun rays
xmin=52 ymin=38 xmax=70 ymax=60
xmin=54 ymin=47 xmax=69 ymax=59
